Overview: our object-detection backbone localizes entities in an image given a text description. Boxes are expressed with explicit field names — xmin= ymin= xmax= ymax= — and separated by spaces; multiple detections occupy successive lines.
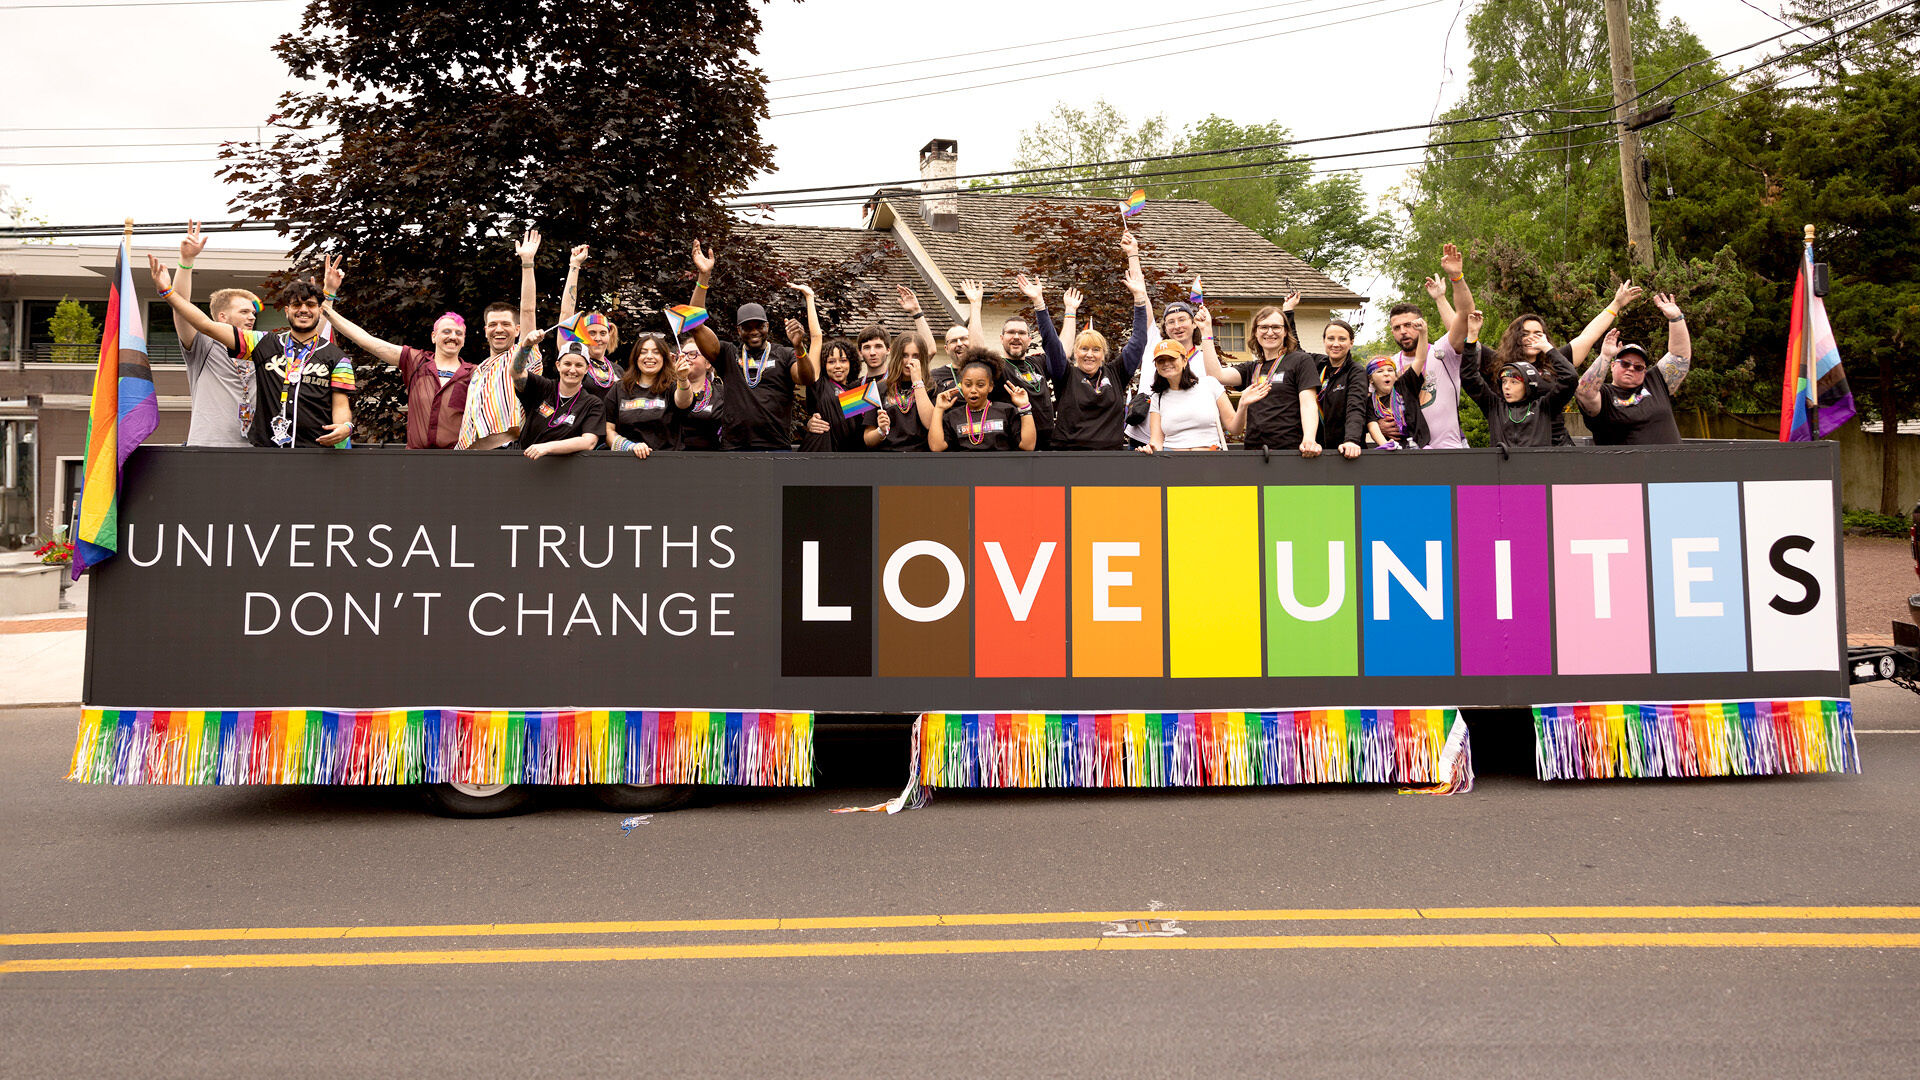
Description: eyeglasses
xmin=1615 ymin=360 xmax=1647 ymax=372
xmin=1255 ymin=324 xmax=1286 ymax=334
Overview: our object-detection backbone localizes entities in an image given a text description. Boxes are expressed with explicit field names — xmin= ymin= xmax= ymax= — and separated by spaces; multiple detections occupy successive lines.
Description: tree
xmin=48 ymin=297 xmax=101 ymax=363
xmin=1006 ymin=201 xmax=1188 ymax=349
xmin=1001 ymin=103 xmax=1388 ymax=284
xmin=221 ymin=0 xmax=789 ymax=435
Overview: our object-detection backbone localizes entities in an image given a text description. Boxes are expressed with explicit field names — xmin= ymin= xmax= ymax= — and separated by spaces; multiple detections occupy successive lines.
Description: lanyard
xmin=273 ymin=333 xmax=320 ymax=446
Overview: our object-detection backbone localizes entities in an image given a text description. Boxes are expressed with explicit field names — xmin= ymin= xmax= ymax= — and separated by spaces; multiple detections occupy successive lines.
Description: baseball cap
xmin=735 ymin=302 xmax=768 ymax=325
xmin=1615 ymin=343 xmax=1650 ymax=363
xmin=1162 ymin=300 xmax=1195 ymax=319
xmin=1152 ymin=340 xmax=1189 ymax=362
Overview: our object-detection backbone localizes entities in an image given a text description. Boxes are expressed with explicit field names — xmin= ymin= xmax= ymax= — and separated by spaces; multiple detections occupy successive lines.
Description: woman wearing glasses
xmin=1574 ymin=294 xmax=1690 ymax=445
xmin=1204 ymin=293 xmax=1322 ymax=458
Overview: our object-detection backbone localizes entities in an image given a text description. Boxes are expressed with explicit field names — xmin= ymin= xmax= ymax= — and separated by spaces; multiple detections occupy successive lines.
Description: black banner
xmin=86 ymin=444 xmax=1848 ymax=711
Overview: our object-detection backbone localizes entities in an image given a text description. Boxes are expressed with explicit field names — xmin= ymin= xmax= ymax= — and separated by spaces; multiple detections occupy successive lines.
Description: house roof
xmin=732 ymin=222 xmax=955 ymax=340
xmin=875 ymin=191 xmax=1366 ymax=306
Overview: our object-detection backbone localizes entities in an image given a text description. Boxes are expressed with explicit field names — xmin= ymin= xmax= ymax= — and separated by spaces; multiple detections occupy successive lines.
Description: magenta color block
xmin=1456 ymin=485 xmax=1551 ymax=675
xmin=1551 ymin=484 xmax=1651 ymax=675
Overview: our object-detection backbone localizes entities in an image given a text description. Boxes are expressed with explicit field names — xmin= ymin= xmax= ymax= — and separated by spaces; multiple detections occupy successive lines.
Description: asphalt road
xmin=5 ymin=685 xmax=1918 ymax=1078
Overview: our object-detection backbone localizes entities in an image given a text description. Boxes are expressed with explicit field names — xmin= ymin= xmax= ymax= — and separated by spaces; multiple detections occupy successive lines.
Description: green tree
xmin=48 ymin=297 xmax=101 ymax=355
xmin=1001 ymin=102 xmax=1389 ymax=284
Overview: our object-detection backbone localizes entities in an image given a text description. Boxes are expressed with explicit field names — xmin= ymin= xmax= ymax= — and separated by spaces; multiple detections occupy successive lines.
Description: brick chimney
xmin=918 ymin=138 xmax=959 ymax=233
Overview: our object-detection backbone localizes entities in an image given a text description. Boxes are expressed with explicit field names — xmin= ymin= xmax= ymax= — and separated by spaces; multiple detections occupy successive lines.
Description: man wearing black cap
xmin=686 ymin=242 xmax=814 ymax=450
xmin=1575 ymin=293 xmax=1690 ymax=446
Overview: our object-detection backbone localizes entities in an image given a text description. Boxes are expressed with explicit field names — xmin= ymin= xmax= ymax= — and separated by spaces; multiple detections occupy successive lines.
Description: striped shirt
xmin=458 ymin=349 xmax=524 ymax=449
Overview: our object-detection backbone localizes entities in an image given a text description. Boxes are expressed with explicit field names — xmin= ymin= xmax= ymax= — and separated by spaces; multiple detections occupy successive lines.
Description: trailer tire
xmin=422 ymin=782 xmax=535 ymax=818
xmin=586 ymin=784 xmax=696 ymax=813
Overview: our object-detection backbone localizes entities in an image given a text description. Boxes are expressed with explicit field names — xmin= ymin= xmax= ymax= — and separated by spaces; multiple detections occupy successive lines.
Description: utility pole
xmin=1603 ymin=0 xmax=1656 ymax=269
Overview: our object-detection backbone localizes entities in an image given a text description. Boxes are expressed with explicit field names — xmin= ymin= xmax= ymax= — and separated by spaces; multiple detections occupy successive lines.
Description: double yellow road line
xmin=7 ymin=906 xmax=1919 ymax=973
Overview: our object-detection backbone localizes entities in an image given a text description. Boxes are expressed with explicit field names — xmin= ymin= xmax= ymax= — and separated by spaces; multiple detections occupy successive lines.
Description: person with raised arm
xmin=896 ymin=284 xmax=956 ymax=397
xmin=168 ymin=220 xmax=258 ymax=446
xmin=606 ymin=331 xmax=679 ymax=457
xmin=1576 ymin=293 xmax=1691 ymax=445
xmin=458 ymin=229 xmax=540 ymax=449
xmin=1204 ymin=290 xmax=1322 ymax=457
xmin=1035 ymin=231 xmax=1149 ymax=451
xmin=1477 ymin=278 xmax=1644 ymax=446
xmin=1459 ymin=307 xmax=1576 ymax=450
xmin=316 ymin=254 xmax=473 ymax=449
xmin=787 ymin=283 xmax=882 ymax=452
xmin=552 ymin=243 xmax=619 ymax=402
xmin=1144 ymin=340 xmax=1246 ymax=453
xmin=928 ymin=360 xmax=1036 ymax=452
xmin=151 ymin=255 xmax=353 ymax=449
xmin=980 ymin=274 xmax=1058 ymax=449
xmin=681 ymin=240 xmax=813 ymax=450
xmin=509 ymin=326 xmax=601 ymax=458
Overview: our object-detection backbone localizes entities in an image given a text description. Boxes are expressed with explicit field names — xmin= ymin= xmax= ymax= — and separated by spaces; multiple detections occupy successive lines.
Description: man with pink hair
xmin=319 ymin=254 xmax=476 ymax=449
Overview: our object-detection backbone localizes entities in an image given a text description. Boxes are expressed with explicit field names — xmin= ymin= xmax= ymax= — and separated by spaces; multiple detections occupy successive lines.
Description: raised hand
xmin=569 ymin=244 xmax=590 ymax=269
xmin=180 ymin=219 xmax=207 ymax=264
xmin=691 ymin=239 xmax=715 ymax=278
xmin=789 ymin=281 xmax=815 ymax=300
xmin=1598 ymin=327 xmax=1622 ymax=362
xmin=959 ymin=278 xmax=984 ymax=306
xmin=807 ymin=413 xmax=830 ymax=434
xmin=147 ymin=253 xmax=173 ymax=293
xmin=1119 ymin=230 xmax=1139 ymax=259
xmin=934 ymin=387 xmax=960 ymax=410
xmin=784 ymin=317 xmax=805 ymax=351
xmin=1016 ymin=272 xmax=1044 ymax=306
xmin=1423 ymin=274 xmax=1445 ymax=300
xmin=1282 ymin=288 xmax=1301 ymax=313
xmin=1467 ymin=309 xmax=1486 ymax=339
xmin=516 ymin=228 xmax=541 ymax=264
xmin=1004 ymin=380 xmax=1030 ymax=409
xmin=1651 ymin=292 xmax=1683 ymax=321
xmin=1194 ymin=304 xmax=1214 ymax=332
xmin=1612 ymin=279 xmax=1643 ymax=311
xmin=674 ymin=358 xmax=694 ymax=385
xmin=322 ymin=253 xmax=344 ymax=297
xmin=1063 ymin=286 xmax=1084 ymax=314
xmin=903 ymin=354 xmax=922 ymax=382
xmin=1123 ymin=261 xmax=1146 ymax=303
xmin=1439 ymin=242 xmax=1464 ymax=279
xmin=896 ymin=284 xmax=922 ymax=315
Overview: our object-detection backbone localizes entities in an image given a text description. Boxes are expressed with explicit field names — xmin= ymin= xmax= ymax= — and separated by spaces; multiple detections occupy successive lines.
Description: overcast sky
xmin=2 ymin=0 xmax=1796 ymax=296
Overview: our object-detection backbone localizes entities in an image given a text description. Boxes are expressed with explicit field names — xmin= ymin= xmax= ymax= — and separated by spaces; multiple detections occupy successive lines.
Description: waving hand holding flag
xmin=70 ymin=224 xmax=160 ymax=580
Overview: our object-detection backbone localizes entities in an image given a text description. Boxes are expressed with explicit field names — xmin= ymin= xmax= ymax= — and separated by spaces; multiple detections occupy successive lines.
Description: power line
xmin=769 ymin=0 xmax=1406 ymax=102
xmin=5 ymin=140 xmax=243 ymax=150
xmin=0 ymin=0 xmax=293 ymax=9
xmin=0 ymin=123 xmax=268 ymax=133
xmin=0 ymin=157 xmax=226 ymax=168
xmin=768 ymin=0 xmax=1449 ymax=118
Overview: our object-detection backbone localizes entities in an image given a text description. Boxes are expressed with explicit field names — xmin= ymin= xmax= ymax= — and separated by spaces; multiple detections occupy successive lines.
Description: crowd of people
xmin=149 ymin=220 xmax=1693 ymax=458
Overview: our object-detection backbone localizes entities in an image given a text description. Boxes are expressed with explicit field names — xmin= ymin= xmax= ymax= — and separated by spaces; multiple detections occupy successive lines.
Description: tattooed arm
xmin=1576 ymin=328 xmax=1619 ymax=416
xmin=1650 ymin=292 xmax=1692 ymax=392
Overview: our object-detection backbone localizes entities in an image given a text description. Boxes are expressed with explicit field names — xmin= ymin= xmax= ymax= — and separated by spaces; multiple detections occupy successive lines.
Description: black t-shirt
xmin=1459 ymin=342 xmax=1576 ymax=448
xmin=938 ymin=400 xmax=1023 ymax=452
xmin=515 ymin=373 xmax=607 ymax=449
xmin=802 ymin=374 xmax=878 ymax=453
xmin=1002 ymin=354 xmax=1055 ymax=436
xmin=541 ymin=350 xmax=620 ymax=405
xmin=233 ymin=330 xmax=353 ymax=448
xmin=1050 ymin=359 xmax=1130 ymax=450
xmin=669 ymin=376 xmax=726 ymax=450
xmin=874 ymin=378 xmax=931 ymax=452
xmin=608 ymin=379 xmax=677 ymax=451
xmin=1232 ymin=351 xmax=1323 ymax=450
xmin=1366 ymin=367 xmax=1431 ymax=449
xmin=714 ymin=341 xmax=798 ymax=450
xmin=1312 ymin=355 xmax=1369 ymax=448
xmin=1587 ymin=360 xmax=1683 ymax=445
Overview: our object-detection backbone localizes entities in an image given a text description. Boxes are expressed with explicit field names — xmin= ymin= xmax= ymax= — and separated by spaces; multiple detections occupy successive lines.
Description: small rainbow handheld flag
xmin=71 ymin=231 xmax=159 ymax=580
xmin=665 ymin=304 xmax=708 ymax=338
xmin=555 ymin=311 xmax=606 ymax=355
xmin=1122 ymin=189 xmax=1147 ymax=218
xmin=837 ymin=381 xmax=882 ymax=418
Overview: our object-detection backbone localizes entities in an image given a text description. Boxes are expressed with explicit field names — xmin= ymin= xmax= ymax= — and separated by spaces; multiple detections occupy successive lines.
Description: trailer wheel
xmin=586 ymin=784 xmax=696 ymax=813
xmin=422 ymin=782 xmax=535 ymax=818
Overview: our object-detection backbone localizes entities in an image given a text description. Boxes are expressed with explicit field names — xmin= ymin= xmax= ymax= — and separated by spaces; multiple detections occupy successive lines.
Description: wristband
xmin=157 ymin=286 xmax=174 ymax=299
xmin=1016 ymin=406 xmax=1032 ymax=415
xmin=177 ymin=262 xmax=194 ymax=270
xmin=695 ymin=279 xmax=710 ymax=290
xmin=1448 ymin=273 xmax=1463 ymax=282
xmin=1666 ymin=314 xmax=1685 ymax=322
xmin=912 ymin=381 xmax=926 ymax=388
xmin=324 ymin=292 xmax=339 ymax=304
xmin=1604 ymin=306 xmax=1618 ymax=317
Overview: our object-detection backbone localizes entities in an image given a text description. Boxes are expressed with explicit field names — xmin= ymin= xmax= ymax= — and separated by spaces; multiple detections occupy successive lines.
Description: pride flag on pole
xmin=70 ymin=231 xmax=159 ymax=579
xmin=1779 ymin=227 xmax=1856 ymax=441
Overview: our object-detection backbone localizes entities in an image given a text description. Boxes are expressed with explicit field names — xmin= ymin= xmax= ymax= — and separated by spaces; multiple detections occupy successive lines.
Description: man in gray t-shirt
xmin=172 ymin=223 xmax=258 ymax=447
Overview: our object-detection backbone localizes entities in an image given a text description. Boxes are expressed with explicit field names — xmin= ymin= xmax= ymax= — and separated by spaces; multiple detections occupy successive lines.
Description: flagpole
xmin=1804 ymin=223 xmax=1819 ymax=438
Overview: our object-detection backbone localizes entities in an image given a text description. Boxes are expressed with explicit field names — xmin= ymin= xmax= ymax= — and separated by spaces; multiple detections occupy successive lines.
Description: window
xmin=1217 ymin=321 xmax=1246 ymax=355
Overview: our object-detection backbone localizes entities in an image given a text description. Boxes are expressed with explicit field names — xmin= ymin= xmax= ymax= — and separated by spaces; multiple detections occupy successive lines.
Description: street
xmin=4 ymin=686 xmax=1918 ymax=1078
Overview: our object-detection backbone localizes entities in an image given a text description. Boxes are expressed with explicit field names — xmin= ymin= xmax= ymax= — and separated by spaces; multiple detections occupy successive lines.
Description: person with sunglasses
xmin=1575 ymin=293 xmax=1690 ymax=445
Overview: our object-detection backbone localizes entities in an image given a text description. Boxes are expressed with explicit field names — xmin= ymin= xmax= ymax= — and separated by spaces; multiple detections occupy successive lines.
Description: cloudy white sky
xmin=2 ymin=0 xmax=1800 ymax=294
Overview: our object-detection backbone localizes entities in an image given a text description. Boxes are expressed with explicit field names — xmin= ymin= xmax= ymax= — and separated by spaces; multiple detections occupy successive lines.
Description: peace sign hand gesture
xmin=1004 ymin=380 xmax=1030 ymax=409
xmin=180 ymin=219 xmax=207 ymax=264
xmin=934 ymin=387 xmax=960 ymax=411
xmin=321 ymin=253 xmax=345 ymax=297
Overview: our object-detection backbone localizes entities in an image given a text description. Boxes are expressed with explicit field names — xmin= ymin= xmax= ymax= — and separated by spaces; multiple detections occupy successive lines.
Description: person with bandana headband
xmin=1575 ymin=294 xmax=1691 ymax=446
xmin=150 ymin=256 xmax=354 ymax=449
xmin=317 ymin=254 xmax=475 ymax=449
xmin=551 ymin=243 xmax=620 ymax=406
xmin=1035 ymin=231 xmax=1150 ymax=450
xmin=1365 ymin=356 xmax=1428 ymax=451
xmin=681 ymin=240 xmax=815 ymax=450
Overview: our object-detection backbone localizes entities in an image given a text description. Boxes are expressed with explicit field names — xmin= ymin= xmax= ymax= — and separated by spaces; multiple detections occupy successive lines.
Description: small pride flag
xmin=666 ymin=304 xmax=708 ymax=338
xmin=1780 ymin=227 xmax=1855 ymax=441
xmin=556 ymin=311 xmax=604 ymax=354
xmin=1122 ymin=189 xmax=1146 ymax=218
xmin=71 ymin=230 xmax=159 ymax=580
xmin=837 ymin=381 xmax=882 ymax=418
